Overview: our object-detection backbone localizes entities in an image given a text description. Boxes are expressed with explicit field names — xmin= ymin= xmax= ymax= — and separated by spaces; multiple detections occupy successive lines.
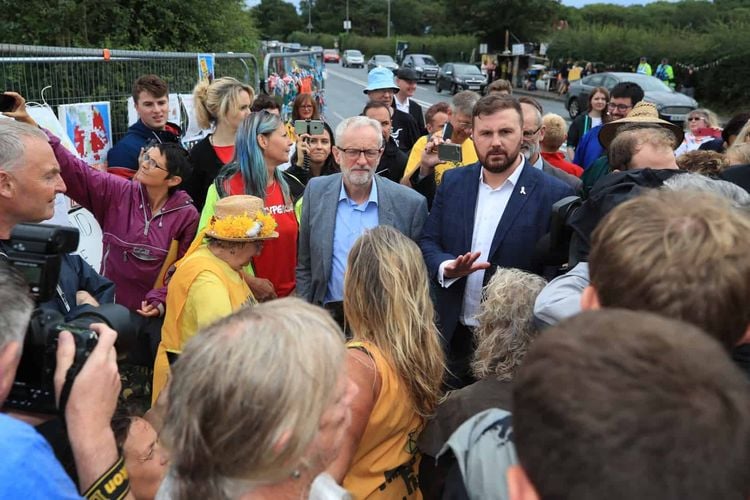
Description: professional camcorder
xmin=2 ymin=224 xmax=135 ymax=414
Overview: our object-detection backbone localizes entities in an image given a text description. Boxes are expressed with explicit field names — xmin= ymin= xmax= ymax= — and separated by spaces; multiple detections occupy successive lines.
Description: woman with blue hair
xmin=198 ymin=110 xmax=303 ymax=300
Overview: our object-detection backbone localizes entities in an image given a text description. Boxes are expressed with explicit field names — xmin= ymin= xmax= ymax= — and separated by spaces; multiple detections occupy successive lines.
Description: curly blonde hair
xmin=471 ymin=268 xmax=547 ymax=380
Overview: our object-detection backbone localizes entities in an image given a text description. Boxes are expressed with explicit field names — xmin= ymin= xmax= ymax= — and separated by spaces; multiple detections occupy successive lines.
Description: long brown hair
xmin=344 ymin=226 xmax=445 ymax=417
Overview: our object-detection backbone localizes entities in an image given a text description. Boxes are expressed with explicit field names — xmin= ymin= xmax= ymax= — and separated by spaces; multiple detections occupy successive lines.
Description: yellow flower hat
xmin=206 ymin=195 xmax=279 ymax=242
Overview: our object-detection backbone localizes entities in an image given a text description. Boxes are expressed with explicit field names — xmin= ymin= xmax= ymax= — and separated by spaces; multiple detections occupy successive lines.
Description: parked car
xmin=323 ymin=49 xmax=340 ymax=63
xmin=565 ymin=72 xmax=698 ymax=124
xmin=367 ymin=54 xmax=399 ymax=73
xmin=435 ymin=63 xmax=487 ymax=94
xmin=401 ymin=54 xmax=439 ymax=83
xmin=342 ymin=49 xmax=365 ymax=68
xmin=310 ymin=45 xmax=323 ymax=53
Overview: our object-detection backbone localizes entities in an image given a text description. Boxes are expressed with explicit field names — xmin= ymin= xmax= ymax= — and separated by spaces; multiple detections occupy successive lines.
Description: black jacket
xmin=376 ymin=138 xmax=408 ymax=182
xmin=394 ymin=97 xmax=427 ymax=136
xmin=185 ymin=135 xmax=225 ymax=211
xmin=391 ymin=109 xmax=420 ymax=153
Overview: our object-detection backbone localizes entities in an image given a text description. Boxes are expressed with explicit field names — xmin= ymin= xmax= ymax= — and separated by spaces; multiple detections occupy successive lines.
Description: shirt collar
xmin=479 ymin=157 xmax=525 ymax=189
xmin=338 ymin=176 xmax=379 ymax=206
xmin=532 ymin=154 xmax=544 ymax=170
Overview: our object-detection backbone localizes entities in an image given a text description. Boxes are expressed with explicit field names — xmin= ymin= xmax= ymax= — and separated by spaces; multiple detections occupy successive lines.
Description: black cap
xmin=396 ymin=67 xmax=418 ymax=81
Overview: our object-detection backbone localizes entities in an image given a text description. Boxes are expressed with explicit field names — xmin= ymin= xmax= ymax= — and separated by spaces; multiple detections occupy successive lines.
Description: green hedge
xmin=286 ymin=32 xmax=479 ymax=63
xmin=546 ymin=22 xmax=750 ymax=110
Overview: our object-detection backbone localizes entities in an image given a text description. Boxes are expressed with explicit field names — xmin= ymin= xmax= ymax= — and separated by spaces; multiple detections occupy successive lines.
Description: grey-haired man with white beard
xmin=519 ymin=97 xmax=582 ymax=193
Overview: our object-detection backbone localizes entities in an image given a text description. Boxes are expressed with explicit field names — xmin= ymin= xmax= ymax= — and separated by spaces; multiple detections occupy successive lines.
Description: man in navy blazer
xmin=420 ymin=95 xmax=573 ymax=386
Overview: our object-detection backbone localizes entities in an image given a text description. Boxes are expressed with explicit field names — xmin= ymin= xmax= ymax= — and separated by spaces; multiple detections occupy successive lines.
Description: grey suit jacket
xmin=542 ymin=158 xmax=583 ymax=194
xmin=297 ymin=173 xmax=428 ymax=305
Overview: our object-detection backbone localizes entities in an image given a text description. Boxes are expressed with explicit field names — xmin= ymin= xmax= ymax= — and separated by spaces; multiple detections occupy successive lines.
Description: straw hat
xmin=205 ymin=195 xmax=279 ymax=242
xmin=598 ymin=102 xmax=684 ymax=149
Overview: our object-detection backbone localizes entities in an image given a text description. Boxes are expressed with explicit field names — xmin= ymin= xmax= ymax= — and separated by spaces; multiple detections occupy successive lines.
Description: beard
xmin=482 ymin=145 xmax=521 ymax=174
xmin=344 ymin=167 xmax=374 ymax=186
xmin=520 ymin=140 xmax=539 ymax=161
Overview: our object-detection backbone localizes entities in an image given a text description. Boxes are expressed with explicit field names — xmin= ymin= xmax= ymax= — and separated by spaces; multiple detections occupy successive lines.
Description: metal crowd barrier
xmin=0 ymin=44 xmax=260 ymax=141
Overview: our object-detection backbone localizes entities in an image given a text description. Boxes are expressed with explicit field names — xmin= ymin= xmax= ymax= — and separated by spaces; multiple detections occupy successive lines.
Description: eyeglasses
xmin=337 ymin=147 xmax=383 ymax=161
xmin=522 ymin=126 xmax=542 ymax=139
xmin=687 ymin=116 xmax=705 ymax=121
xmin=139 ymin=150 xmax=169 ymax=172
xmin=299 ymin=104 xmax=314 ymax=109
xmin=455 ymin=121 xmax=473 ymax=131
xmin=607 ymin=103 xmax=632 ymax=112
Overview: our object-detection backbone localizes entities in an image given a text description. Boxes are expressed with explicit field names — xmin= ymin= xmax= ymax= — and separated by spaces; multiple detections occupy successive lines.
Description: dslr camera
xmin=2 ymin=224 xmax=134 ymax=414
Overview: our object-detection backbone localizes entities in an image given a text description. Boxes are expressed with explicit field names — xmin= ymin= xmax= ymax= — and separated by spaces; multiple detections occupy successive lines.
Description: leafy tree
xmin=252 ymin=0 xmax=304 ymax=40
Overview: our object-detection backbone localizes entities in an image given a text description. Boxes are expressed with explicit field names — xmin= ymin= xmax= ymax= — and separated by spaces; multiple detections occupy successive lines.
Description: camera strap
xmin=57 ymin=356 xmax=87 ymax=417
xmin=83 ymin=456 xmax=130 ymax=499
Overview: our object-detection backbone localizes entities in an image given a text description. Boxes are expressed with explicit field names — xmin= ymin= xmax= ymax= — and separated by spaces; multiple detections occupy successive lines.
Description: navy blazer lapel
xmin=462 ymin=164 xmax=482 ymax=249
xmin=488 ymin=162 xmax=538 ymax=258
xmin=319 ymin=175 xmax=342 ymax=282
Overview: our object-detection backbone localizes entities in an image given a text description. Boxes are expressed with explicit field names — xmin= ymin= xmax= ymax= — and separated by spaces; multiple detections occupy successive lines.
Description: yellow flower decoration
xmin=209 ymin=211 xmax=278 ymax=239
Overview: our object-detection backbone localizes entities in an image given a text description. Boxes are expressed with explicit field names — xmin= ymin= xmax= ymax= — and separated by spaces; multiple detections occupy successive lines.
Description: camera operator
xmin=0 ymin=262 xmax=132 ymax=498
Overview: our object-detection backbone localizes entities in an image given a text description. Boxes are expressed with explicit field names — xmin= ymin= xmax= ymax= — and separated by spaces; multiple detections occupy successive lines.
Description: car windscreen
xmin=454 ymin=64 xmax=482 ymax=75
xmin=620 ymin=73 xmax=672 ymax=92
xmin=348 ymin=50 xmax=363 ymax=57
xmin=375 ymin=55 xmax=394 ymax=62
xmin=416 ymin=56 xmax=438 ymax=66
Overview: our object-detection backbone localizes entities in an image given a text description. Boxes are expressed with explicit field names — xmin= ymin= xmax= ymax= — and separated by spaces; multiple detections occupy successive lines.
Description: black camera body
xmin=2 ymin=224 xmax=134 ymax=414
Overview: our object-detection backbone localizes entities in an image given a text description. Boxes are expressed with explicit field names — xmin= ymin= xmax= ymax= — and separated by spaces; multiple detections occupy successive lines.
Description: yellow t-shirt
xmin=401 ymin=135 xmax=478 ymax=186
xmin=344 ymin=341 xmax=423 ymax=499
xmin=152 ymin=246 xmax=252 ymax=402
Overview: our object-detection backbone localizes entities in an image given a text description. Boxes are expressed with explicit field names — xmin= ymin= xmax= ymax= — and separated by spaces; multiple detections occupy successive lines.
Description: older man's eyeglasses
xmin=523 ymin=126 xmax=542 ymax=139
xmin=337 ymin=147 xmax=383 ymax=161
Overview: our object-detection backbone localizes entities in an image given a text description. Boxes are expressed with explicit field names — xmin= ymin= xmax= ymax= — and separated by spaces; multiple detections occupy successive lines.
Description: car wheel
xmin=568 ymin=98 xmax=580 ymax=119
xmin=435 ymin=80 xmax=441 ymax=93
xmin=451 ymin=84 xmax=458 ymax=95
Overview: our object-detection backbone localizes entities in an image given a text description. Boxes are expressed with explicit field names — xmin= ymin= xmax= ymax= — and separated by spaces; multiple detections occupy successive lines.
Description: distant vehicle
xmin=435 ymin=63 xmax=487 ymax=94
xmin=342 ymin=49 xmax=365 ymax=68
xmin=401 ymin=54 xmax=439 ymax=83
xmin=367 ymin=54 xmax=399 ymax=73
xmin=565 ymin=72 xmax=698 ymax=124
xmin=311 ymin=45 xmax=324 ymax=53
xmin=323 ymin=49 xmax=340 ymax=63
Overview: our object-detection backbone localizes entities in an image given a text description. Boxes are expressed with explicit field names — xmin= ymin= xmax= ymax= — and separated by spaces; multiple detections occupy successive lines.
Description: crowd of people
xmin=0 ymin=63 xmax=749 ymax=500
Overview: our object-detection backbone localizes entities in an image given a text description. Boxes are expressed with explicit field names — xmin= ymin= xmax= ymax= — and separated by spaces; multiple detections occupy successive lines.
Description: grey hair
xmin=471 ymin=268 xmax=547 ymax=380
xmin=451 ymin=90 xmax=481 ymax=117
xmin=0 ymin=120 xmax=48 ymax=173
xmin=334 ymin=115 xmax=383 ymax=148
xmin=160 ymin=297 xmax=346 ymax=500
xmin=662 ymin=172 xmax=750 ymax=210
xmin=0 ymin=262 xmax=34 ymax=348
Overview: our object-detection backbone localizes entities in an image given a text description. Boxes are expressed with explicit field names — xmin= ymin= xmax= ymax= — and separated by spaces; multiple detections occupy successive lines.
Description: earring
xmin=291 ymin=469 xmax=301 ymax=480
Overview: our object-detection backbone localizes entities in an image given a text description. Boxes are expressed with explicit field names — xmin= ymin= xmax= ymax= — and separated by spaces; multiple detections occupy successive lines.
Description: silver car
xmin=565 ymin=72 xmax=698 ymax=124
xmin=342 ymin=49 xmax=365 ymax=68
xmin=367 ymin=54 xmax=399 ymax=74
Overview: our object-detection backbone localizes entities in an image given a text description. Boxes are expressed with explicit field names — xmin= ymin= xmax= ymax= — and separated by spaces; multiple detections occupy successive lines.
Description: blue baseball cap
xmin=364 ymin=67 xmax=400 ymax=94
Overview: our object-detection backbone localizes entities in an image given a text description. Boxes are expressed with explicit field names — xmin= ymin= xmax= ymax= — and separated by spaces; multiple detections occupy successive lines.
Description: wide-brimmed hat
xmin=599 ymin=102 xmax=684 ymax=149
xmin=363 ymin=67 xmax=400 ymax=94
xmin=205 ymin=195 xmax=279 ymax=242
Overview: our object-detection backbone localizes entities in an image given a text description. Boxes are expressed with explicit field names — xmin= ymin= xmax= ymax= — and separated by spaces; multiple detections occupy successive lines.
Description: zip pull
xmin=144 ymin=218 xmax=150 ymax=236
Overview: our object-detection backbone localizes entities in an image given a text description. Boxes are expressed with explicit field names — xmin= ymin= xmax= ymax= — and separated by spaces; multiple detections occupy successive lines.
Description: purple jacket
xmin=49 ymin=132 xmax=199 ymax=311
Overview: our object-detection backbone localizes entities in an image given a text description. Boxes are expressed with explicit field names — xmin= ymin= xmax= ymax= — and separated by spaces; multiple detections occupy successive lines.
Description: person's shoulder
xmin=378 ymin=176 xmax=423 ymax=203
xmin=442 ymin=162 xmax=481 ymax=184
xmin=0 ymin=414 xmax=55 ymax=461
xmin=308 ymin=172 xmax=342 ymax=192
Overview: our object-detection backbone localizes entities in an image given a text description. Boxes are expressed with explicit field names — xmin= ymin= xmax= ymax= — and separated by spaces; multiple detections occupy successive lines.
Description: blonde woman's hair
xmin=686 ymin=108 xmax=719 ymax=131
xmin=735 ymin=120 xmax=750 ymax=145
xmin=471 ymin=268 xmax=547 ymax=380
xmin=160 ymin=298 xmax=346 ymax=499
xmin=344 ymin=226 xmax=445 ymax=417
xmin=726 ymin=142 xmax=750 ymax=166
xmin=193 ymin=77 xmax=255 ymax=130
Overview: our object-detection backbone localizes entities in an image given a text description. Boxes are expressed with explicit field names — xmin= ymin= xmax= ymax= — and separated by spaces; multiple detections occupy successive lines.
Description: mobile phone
xmin=441 ymin=122 xmax=454 ymax=141
xmin=294 ymin=119 xmax=325 ymax=136
xmin=695 ymin=127 xmax=721 ymax=139
xmin=438 ymin=143 xmax=463 ymax=163
xmin=0 ymin=94 xmax=16 ymax=113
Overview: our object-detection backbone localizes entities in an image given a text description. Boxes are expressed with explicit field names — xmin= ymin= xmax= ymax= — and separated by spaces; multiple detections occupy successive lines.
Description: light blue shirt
xmin=325 ymin=179 xmax=379 ymax=303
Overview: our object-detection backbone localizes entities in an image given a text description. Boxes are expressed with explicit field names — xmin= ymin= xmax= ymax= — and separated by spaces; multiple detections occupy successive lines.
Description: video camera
xmin=2 ymin=224 xmax=135 ymax=414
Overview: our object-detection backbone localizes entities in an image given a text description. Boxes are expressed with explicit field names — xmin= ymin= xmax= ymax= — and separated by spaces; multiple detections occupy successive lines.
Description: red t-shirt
xmin=226 ymin=173 xmax=298 ymax=297
xmin=541 ymin=151 xmax=584 ymax=178
xmin=212 ymin=144 xmax=235 ymax=165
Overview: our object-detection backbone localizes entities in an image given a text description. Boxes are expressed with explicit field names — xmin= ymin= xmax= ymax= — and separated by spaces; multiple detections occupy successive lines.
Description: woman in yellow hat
xmin=152 ymin=195 xmax=278 ymax=402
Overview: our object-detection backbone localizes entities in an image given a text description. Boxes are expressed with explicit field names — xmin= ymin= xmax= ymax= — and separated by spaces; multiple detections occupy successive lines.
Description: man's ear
xmin=538 ymin=125 xmax=546 ymax=142
xmin=506 ymin=465 xmax=540 ymax=500
xmin=331 ymin=146 xmax=342 ymax=165
xmin=0 ymin=170 xmax=15 ymax=199
xmin=0 ymin=341 xmax=21 ymax=403
xmin=581 ymin=285 xmax=601 ymax=311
